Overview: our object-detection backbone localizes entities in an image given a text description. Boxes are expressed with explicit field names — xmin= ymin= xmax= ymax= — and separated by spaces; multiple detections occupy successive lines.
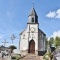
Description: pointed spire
xmin=28 ymin=1 xmax=38 ymax=24
xmin=28 ymin=0 xmax=38 ymax=16
xmin=29 ymin=7 xmax=37 ymax=16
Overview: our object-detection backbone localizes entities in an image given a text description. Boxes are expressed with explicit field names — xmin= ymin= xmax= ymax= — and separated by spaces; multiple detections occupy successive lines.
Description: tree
xmin=49 ymin=37 xmax=54 ymax=46
xmin=54 ymin=36 xmax=60 ymax=47
xmin=9 ymin=45 xmax=17 ymax=53
xmin=45 ymin=37 xmax=49 ymax=49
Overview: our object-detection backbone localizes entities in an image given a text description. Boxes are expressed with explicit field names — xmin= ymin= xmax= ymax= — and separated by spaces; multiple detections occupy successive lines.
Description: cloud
xmin=46 ymin=11 xmax=56 ymax=18
xmin=46 ymin=9 xmax=60 ymax=19
xmin=50 ymin=30 xmax=60 ymax=39
xmin=56 ymin=9 xmax=60 ymax=18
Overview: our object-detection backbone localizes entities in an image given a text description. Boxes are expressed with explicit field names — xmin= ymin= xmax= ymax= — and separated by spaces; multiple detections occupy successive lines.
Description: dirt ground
xmin=20 ymin=54 xmax=43 ymax=60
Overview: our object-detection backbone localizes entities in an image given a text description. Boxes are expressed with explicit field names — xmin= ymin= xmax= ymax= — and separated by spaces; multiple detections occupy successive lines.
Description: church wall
xmin=20 ymin=27 xmax=28 ymax=55
xmin=38 ymin=31 xmax=46 ymax=55
xmin=38 ymin=31 xmax=46 ymax=51
xmin=20 ymin=24 xmax=39 ymax=55
xmin=27 ymin=24 xmax=38 ymax=53
xmin=20 ymin=24 xmax=46 ymax=56
xmin=38 ymin=32 xmax=43 ymax=51
xmin=43 ymin=36 xmax=46 ymax=51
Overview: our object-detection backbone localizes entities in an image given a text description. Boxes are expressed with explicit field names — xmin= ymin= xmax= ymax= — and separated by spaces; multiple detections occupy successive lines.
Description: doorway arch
xmin=28 ymin=39 xmax=35 ymax=53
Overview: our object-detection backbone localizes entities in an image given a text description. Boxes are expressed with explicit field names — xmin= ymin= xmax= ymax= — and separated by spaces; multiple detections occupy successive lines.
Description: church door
xmin=29 ymin=40 xmax=35 ymax=53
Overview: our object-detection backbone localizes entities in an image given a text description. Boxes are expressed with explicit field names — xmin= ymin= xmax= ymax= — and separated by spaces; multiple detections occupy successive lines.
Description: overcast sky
xmin=0 ymin=0 xmax=60 ymax=48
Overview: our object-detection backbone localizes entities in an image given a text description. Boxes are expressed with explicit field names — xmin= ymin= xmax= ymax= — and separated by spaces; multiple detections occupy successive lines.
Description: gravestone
xmin=53 ymin=47 xmax=60 ymax=60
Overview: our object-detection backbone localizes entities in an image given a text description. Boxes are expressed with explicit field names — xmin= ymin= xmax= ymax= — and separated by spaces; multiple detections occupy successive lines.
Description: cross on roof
xmin=32 ymin=0 xmax=35 ymax=8
xmin=2 ymin=39 xmax=9 ymax=47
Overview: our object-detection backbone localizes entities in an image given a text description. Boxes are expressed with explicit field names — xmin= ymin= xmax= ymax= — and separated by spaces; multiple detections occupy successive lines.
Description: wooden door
xmin=29 ymin=40 xmax=35 ymax=53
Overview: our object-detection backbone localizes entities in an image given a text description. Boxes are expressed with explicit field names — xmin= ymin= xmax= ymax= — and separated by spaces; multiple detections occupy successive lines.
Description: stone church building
xmin=19 ymin=7 xmax=46 ymax=56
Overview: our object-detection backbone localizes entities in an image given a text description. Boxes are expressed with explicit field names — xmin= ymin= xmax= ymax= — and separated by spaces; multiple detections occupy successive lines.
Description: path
xmin=20 ymin=54 xmax=43 ymax=60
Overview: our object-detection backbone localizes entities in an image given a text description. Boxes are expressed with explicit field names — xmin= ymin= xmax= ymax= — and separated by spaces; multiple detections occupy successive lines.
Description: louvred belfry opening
xmin=28 ymin=7 xmax=38 ymax=24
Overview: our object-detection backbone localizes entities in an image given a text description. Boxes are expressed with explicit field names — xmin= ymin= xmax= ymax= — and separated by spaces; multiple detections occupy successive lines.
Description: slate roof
xmin=29 ymin=7 xmax=37 ymax=16
xmin=38 ymin=28 xmax=46 ymax=36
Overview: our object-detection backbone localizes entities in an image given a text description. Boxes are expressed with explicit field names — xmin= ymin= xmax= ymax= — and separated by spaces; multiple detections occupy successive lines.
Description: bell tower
xmin=27 ymin=6 xmax=39 ymax=55
xmin=28 ymin=7 xmax=38 ymax=24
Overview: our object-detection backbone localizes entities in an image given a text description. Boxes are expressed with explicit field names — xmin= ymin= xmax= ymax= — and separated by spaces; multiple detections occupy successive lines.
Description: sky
xmin=0 ymin=0 xmax=60 ymax=48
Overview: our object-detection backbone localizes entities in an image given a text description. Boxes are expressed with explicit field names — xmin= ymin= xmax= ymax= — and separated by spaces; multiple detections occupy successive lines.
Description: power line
xmin=0 ymin=24 xmax=9 ymax=33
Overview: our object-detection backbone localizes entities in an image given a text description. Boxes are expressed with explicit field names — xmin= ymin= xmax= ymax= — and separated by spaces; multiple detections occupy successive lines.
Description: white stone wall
xmin=28 ymin=15 xmax=36 ymax=23
xmin=28 ymin=24 xmax=38 ymax=51
xmin=20 ymin=24 xmax=39 ymax=55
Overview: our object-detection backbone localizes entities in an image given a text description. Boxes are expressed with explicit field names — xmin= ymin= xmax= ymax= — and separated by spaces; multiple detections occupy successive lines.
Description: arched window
xmin=32 ymin=18 xmax=34 ymax=23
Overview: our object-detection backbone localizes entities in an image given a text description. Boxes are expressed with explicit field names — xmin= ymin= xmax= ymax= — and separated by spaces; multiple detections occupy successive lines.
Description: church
xmin=19 ymin=7 xmax=46 ymax=56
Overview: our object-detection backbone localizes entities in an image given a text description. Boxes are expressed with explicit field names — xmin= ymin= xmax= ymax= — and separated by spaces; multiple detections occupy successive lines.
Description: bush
xmin=16 ymin=55 xmax=20 ymax=60
xmin=9 ymin=45 xmax=17 ymax=53
xmin=11 ymin=54 xmax=20 ymax=60
xmin=43 ymin=52 xmax=52 ymax=60
xmin=11 ymin=56 xmax=16 ymax=59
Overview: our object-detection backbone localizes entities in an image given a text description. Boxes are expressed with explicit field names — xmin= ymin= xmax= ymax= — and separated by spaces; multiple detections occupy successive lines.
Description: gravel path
xmin=20 ymin=54 xmax=43 ymax=60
